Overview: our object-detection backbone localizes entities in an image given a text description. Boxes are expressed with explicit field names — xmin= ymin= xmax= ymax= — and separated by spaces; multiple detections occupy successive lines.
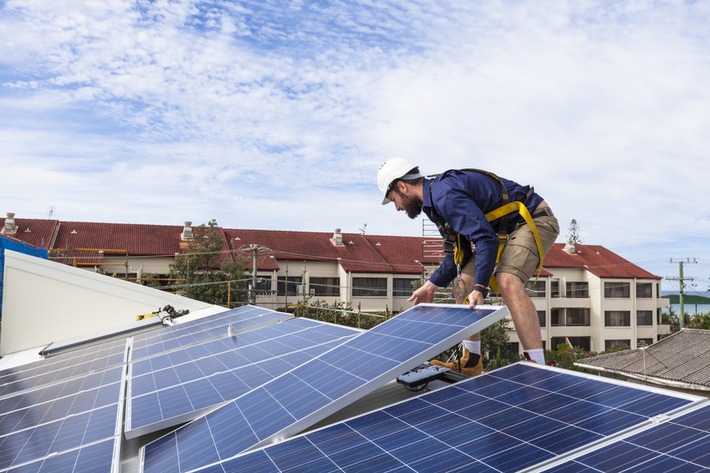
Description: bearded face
xmin=394 ymin=189 xmax=423 ymax=219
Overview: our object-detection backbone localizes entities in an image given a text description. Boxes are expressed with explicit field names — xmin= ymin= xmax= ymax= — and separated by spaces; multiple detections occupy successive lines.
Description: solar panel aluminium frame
xmin=140 ymin=303 xmax=510 ymax=472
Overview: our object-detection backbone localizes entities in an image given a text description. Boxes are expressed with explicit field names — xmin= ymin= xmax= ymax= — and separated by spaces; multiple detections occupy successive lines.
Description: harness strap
xmin=484 ymin=201 xmax=544 ymax=293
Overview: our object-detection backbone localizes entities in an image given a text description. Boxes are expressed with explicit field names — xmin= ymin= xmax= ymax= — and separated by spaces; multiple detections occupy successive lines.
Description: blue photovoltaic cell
xmin=206 ymin=363 xmax=701 ymax=473
xmin=0 ymin=402 xmax=121 ymax=471
xmin=546 ymin=403 xmax=710 ymax=472
xmin=0 ymin=339 xmax=127 ymax=397
xmin=0 ymin=376 xmax=122 ymax=437
xmin=5 ymin=438 xmax=118 ymax=473
xmin=129 ymin=305 xmax=293 ymax=360
xmin=141 ymin=304 xmax=510 ymax=473
xmin=126 ymin=317 xmax=358 ymax=437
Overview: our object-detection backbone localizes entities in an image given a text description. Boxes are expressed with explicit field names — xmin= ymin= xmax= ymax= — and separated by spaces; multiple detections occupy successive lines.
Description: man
xmin=377 ymin=157 xmax=559 ymax=374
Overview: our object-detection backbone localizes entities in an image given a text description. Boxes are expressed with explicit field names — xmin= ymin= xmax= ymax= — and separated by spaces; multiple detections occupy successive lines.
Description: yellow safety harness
xmin=440 ymin=170 xmax=544 ymax=297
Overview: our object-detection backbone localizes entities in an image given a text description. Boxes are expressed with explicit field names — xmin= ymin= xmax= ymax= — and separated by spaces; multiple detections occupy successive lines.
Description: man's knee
xmin=496 ymin=272 xmax=525 ymax=294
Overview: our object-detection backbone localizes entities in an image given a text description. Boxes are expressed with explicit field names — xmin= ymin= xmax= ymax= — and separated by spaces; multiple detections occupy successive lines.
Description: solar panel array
xmin=198 ymin=363 xmax=710 ymax=472
xmin=5 ymin=302 xmax=710 ymax=473
xmin=126 ymin=316 xmax=359 ymax=438
xmin=140 ymin=304 xmax=511 ymax=472
xmin=0 ymin=305 xmax=300 ymax=472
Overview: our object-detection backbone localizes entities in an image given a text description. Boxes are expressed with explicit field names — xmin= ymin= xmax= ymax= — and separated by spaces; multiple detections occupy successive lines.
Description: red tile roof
xmin=52 ymin=221 xmax=184 ymax=261
xmin=2 ymin=216 xmax=658 ymax=279
xmin=224 ymin=229 xmax=437 ymax=274
xmin=542 ymin=243 xmax=660 ymax=279
xmin=0 ymin=218 xmax=59 ymax=249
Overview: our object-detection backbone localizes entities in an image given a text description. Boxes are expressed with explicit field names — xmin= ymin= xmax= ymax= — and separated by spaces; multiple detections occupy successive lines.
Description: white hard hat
xmin=377 ymin=157 xmax=423 ymax=205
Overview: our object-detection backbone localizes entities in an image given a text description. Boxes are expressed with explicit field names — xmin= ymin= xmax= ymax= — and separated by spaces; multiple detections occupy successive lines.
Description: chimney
xmin=181 ymin=221 xmax=194 ymax=241
xmin=563 ymin=240 xmax=576 ymax=254
xmin=331 ymin=228 xmax=344 ymax=247
xmin=2 ymin=212 xmax=17 ymax=236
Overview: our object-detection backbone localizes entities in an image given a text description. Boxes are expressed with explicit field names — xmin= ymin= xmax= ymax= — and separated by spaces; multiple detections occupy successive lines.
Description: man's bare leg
xmin=497 ymin=272 xmax=544 ymax=363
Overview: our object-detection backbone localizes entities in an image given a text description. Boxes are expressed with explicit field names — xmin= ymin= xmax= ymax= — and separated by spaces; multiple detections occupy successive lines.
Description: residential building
xmin=1 ymin=212 xmax=670 ymax=356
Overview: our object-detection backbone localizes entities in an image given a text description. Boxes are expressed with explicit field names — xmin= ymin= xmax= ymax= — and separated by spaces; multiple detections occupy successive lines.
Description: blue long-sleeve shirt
xmin=423 ymin=169 xmax=544 ymax=289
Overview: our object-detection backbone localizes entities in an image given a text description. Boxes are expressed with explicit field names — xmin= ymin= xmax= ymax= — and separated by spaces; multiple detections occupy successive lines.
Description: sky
xmin=1 ymin=0 xmax=709 ymax=294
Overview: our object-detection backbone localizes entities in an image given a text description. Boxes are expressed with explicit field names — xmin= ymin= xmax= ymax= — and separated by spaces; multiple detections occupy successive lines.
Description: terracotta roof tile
xmin=3 ymin=217 xmax=656 ymax=279
xmin=543 ymin=243 xmax=659 ymax=279
xmin=53 ymin=221 xmax=184 ymax=260
xmin=0 ymin=218 xmax=59 ymax=249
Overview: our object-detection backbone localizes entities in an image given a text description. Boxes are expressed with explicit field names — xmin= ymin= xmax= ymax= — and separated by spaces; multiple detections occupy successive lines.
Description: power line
xmin=666 ymin=258 xmax=697 ymax=330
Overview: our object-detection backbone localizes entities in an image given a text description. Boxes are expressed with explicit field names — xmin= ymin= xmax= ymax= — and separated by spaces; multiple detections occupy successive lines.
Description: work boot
xmin=431 ymin=348 xmax=483 ymax=377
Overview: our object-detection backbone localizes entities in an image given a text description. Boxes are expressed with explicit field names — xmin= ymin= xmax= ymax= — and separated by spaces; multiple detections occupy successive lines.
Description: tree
xmin=566 ymin=219 xmax=583 ymax=244
xmin=169 ymin=219 xmax=248 ymax=306
xmin=481 ymin=318 xmax=514 ymax=370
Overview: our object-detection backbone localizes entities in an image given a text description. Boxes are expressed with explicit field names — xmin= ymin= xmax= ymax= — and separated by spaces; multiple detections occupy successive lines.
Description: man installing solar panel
xmin=377 ymin=158 xmax=559 ymax=374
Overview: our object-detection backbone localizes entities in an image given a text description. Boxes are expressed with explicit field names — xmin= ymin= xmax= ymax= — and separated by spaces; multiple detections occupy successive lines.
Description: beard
xmin=399 ymin=192 xmax=423 ymax=219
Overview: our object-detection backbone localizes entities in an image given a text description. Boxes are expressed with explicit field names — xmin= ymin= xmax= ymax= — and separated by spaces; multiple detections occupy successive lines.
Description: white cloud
xmin=1 ymin=0 xmax=709 ymax=281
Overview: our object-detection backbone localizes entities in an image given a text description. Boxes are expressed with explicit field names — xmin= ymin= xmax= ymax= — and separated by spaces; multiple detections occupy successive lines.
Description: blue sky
xmin=1 ymin=1 xmax=709 ymax=294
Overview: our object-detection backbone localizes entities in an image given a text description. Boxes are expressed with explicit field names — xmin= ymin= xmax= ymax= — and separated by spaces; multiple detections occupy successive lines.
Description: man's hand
xmin=467 ymin=289 xmax=485 ymax=309
xmin=409 ymin=280 xmax=438 ymax=305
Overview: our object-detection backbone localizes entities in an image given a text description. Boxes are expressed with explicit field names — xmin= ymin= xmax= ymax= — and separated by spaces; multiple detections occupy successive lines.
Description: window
xmin=551 ymin=336 xmax=590 ymax=351
xmin=528 ymin=280 xmax=546 ymax=298
xmin=352 ymin=277 xmax=387 ymax=297
xmin=393 ymin=278 xmax=418 ymax=297
xmin=551 ymin=309 xmax=589 ymax=326
xmin=550 ymin=280 xmax=560 ymax=298
xmin=605 ymin=310 xmax=631 ymax=327
xmin=502 ymin=342 xmax=520 ymax=357
xmin=636 ymin=310 xmax=653 ymax=326
xmin=277 ymin=276 xmax=302 ymax=296
xmin=636 ymin=282 xmax=652 ymax=298
xmin=254 ymin=276 xmax=273 ymax=295
xmin=566 ymin=282 xmax=588 ymax=298
xmin=537 ymin=310 xmax=546 ymax=328
xmin=310 ymin=277 xmax=340 ymax=296
xmin=605 ymin=339 xmax=630 ymax=351
xmin=605 ymin=282 xmax=630 ymax=298
xmin=551 ymin=309 xmax=563 ymax=326
xmin=566 ymin=308 xmax=590 ymax=326
xmin=637 ymin=338 xmax=654 ymax=347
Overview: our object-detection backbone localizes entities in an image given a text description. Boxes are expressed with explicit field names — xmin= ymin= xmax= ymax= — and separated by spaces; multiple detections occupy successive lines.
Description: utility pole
xmin=666 ymin=258 xmax=697 ymax=330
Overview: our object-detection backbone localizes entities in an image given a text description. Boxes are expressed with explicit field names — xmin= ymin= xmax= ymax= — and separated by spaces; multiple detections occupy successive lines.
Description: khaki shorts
xmin=461 ymin=213 xmax=560 ymax=283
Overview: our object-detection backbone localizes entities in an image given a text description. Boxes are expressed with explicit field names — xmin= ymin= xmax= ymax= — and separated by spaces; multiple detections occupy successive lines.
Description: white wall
xmin=1 ymin=250 xmax=213 ymax=355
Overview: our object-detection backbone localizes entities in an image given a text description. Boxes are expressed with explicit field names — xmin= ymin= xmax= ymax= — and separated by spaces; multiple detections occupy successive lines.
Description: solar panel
xmin=3 ymin=438 xmax=120 ymax=473
xmin=0 ymin=369 xmax=123 ymax=437
xmin=0 ymin=364 xmax=125 ymax=472
xmin=0 ymin=338 xmax=128 ymax=397
xmin=140 ymin=303 xmax=510 ymax=472
xmin=125 ymin=317 xmax=358 ymax=438
xmin=206 ymin=363 xmax=705 ymax=473
xmin=542 ymin=402 xmax=710 ymax=472
xmin=129 ymin=305 xmax=293 ymax=361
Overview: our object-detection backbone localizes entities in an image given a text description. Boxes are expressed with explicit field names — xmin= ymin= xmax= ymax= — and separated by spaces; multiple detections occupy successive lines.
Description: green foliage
xmin=566 ymin=219 xmax=583 ymax=244
xmin=168 ymin=219 xmax=248 ymax=306
xmin=544 ymin=343 xmax=597 ymax=371
xmin=689 ymin=313 xmax=710 ymax=329
xmin=294 ymin=301 xmax=389 ymax=330
xmin=480 ymin=317 xmax=512 ymax=370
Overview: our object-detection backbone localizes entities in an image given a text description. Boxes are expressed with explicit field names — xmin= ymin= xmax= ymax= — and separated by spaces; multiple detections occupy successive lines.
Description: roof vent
xmin=563 ymin=241 xmax=576 ymax=254
xmin=2 ymin=212 xmax=17 ymax=235
xmin=181 ymin=221 xmax=194 ymax=241
xmin=331 ymin=228 xmax=344 ymax=247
